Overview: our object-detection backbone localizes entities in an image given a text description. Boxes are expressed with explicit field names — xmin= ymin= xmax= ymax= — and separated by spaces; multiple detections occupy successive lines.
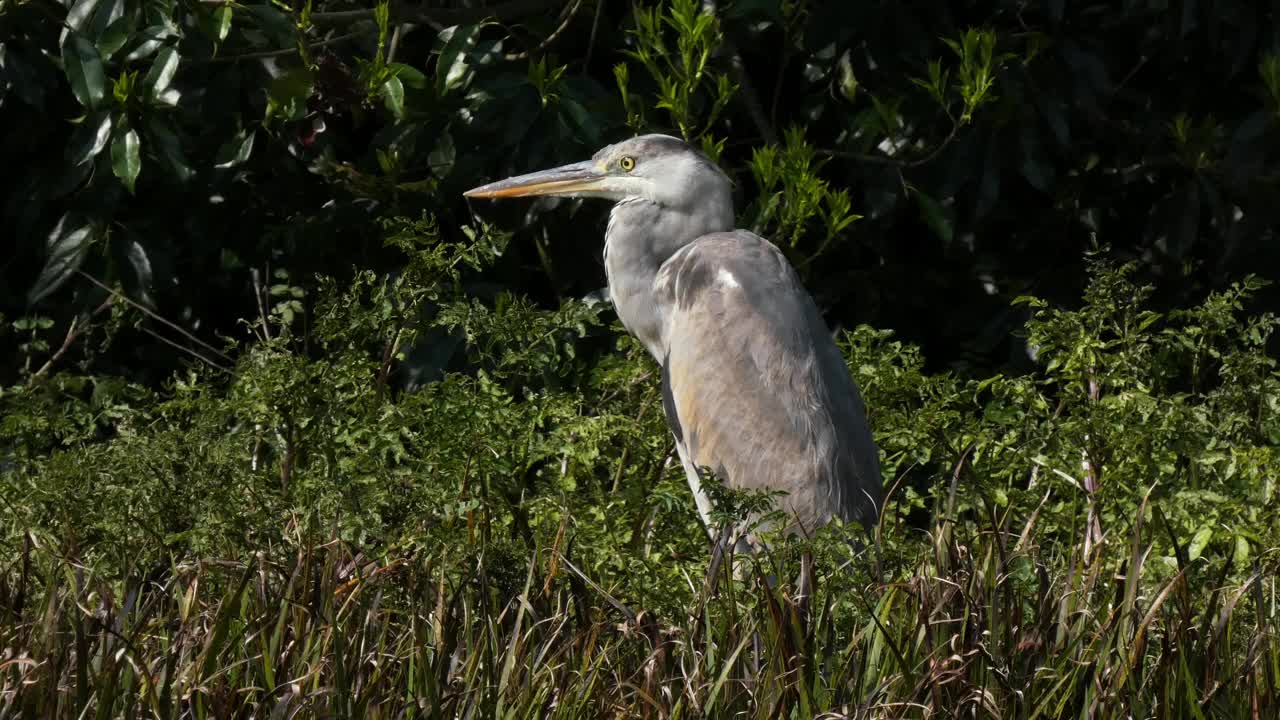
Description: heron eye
xmin=619 ymin=156 xmax=636 ymax=172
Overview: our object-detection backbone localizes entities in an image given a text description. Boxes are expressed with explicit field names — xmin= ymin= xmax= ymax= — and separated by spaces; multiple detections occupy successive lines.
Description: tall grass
xmin=3 ymin=492 xmax=1275 ymax=719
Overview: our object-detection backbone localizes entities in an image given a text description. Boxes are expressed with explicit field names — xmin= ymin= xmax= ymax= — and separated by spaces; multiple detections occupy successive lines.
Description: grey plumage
xmin=465 ymin=134 xmax=883 ymax=539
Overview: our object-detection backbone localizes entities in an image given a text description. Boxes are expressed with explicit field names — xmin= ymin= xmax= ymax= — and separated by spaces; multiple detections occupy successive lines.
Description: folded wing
xmin=654 ymin=231 xmax=883 ymax=534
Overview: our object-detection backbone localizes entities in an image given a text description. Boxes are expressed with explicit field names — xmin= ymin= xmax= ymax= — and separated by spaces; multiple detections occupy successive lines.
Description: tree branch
xmin=502 ymin=0 xmax=582 ymax=61
xmin=203 ymin=31 xmax=366 ymax=64
xmin=311 ymin=0 xmax=561 ymax=31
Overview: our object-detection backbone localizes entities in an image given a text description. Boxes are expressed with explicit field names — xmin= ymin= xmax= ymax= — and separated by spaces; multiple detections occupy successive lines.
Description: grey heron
xmin=464 ymin=134 xmax=883 ymax=544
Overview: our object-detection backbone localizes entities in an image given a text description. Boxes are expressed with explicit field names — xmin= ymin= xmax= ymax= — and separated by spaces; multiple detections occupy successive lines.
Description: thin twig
xmin=386 ymin=23 xmax=406 ymax=64
xmin=503 ymin=0 xmax=583 ymax=62
xmin=818 ymin=121 xmax=961 ymax=171
xmin=76 ymin=271 xmax=234 ymax=364
xmin=251 ymin=267 xmax=272 ymax=341
xmin=376 ymin=324 xmax=405 ymax=400
xmin=768 ymin=45 xmax=787 ymax=136
xmin=816 ymin=147 xmax=904 ymax=165
xmin=584 ymin=0 xmax=604 ymax=69
xmin=726 ymin=42 xmax=777 ymax=145
xmin=311 ymin=0 xmax=559 ymax=30
xmin=901 ymin=122 xmax=961 ymax=168
xmin=30 ymin=315 xmax=80 ymax=381
xmin=28 ymin=298 xmax=114 ymax=383
xmin=202 ymin=31 xmax=365 ymax=64
xmin=137 ymin=324 xmax=233 ymax=373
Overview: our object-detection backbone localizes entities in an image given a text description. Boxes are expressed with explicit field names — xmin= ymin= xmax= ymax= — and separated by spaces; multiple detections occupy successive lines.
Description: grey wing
xmin=654 ymin=231 xmax=883 ymax=534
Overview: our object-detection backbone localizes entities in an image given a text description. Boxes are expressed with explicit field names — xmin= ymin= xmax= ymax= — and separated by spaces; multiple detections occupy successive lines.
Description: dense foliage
xmin=3 ymin=0 xmax=1280 ymax=716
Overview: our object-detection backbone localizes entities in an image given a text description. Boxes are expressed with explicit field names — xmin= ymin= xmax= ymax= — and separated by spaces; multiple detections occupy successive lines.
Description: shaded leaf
xmin=1224 ymin=111 xmax=1267 ymax=188
xmin=99 ymin=14 xmax=135 ymax=59
xmin=62 ymin=32 xmax=106 ymax=109
xmin=266 ymin=68 xmax=314 ymax=123
xmin=245 ymin=4 xmax=295 ymax=47
xmin=144 ymin=117 xmax=194 ymax=182
xmin=111 ymin=117 xmax=141 ymax=193
xmin=65 ymin=110 xmax=114 ymax=167
xmin=1 ymin=46 xmax=50 ymax=108
xmin=28 ymin=213 xmax=97 ymax=305
xmin=916 ymin=191 xmax=954 ymax=244
xmin=428 ymin=128 xmax=455 ymax=178
xmin=390 ymin=63 xmax=427 ymax=89
xmin=111 ymin=232 xmax=154 ymax=306
xmin=436 ymin=24 xmax=480 ymax=94
xmin=214 ymin=128 xmax=256 ymax=168
xmin=48 ymin=157 xmax=95 ymax=198
xmin=1035 ymin=93 xmax=1071 ymax=149
xmin=975 ymin=139 xmax=1001 ymax=219
xmin=1017 ymin=123 xmax=1054 ymax=192
xmin=559 ymin=97 xmax=601 ymax=146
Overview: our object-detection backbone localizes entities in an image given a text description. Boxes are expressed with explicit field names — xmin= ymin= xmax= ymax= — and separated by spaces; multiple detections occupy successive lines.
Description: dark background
xmin=3 ymin=0 xmax=1278 ymax=383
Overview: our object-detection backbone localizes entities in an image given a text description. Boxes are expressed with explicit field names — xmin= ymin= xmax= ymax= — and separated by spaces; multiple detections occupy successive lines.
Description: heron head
xmin=463 ymin=134 xmax=730 ymax=211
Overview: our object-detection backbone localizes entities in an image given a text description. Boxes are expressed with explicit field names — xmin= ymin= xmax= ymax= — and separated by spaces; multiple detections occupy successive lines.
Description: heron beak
xmin=463 ymin=161 xmax=606 ymax=199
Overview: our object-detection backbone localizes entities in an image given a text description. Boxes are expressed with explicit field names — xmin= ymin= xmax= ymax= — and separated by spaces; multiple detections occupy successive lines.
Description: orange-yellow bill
xmin=463 ymin=161 xmax=605 ymax=199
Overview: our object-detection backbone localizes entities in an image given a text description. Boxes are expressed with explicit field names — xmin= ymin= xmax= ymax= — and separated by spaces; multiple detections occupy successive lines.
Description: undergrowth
xmin=2 ymin=215 xmax=1278 ymax=716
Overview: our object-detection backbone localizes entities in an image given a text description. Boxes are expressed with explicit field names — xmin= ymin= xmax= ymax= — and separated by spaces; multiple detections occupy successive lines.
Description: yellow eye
xmin=619 ymin=156 xmax=636 ymax=172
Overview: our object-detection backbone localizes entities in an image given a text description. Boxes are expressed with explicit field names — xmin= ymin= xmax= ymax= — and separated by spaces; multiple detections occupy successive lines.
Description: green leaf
xmin=65 ymin=110 xmax=114 ymax=166
xmin=64 ymin=0 xmax=123 ymax=42
xmin=111 ymin=117 xmax=141 ymax=193
xmin=124 ymin=26 xmax=175 ymax=62
xmin=916 ymin=191 xmax=954 ymax=244
xmin=428 ymin=128 xmax=455 ymax=178
xmin=389 ymin=63 xmax=427 ymax=89
xmin=1233 ymin=535 xmax=1250 ymax=571
xmin=62 ymin=32 xmax=106 ymax=109
xmin=837 ymin=51 xmax=859 ymax=103
xmin=244 ymin=4 xmax=295 ymax=47
xmin=112 ymin=68 xmax=136 ymax=104
xmin=1188 ymin=525 xmax=1213 ymax=561
xmin=143 ymin=47 xmax=180 ymax=101
xmin=214 ymin=5 xmax=234 ymax=42
xmin=265 ymin=68 xmax=314 ymax=123
xmin=64 ymin=0 xmax=106 ymax=35
xmin=144 ymin=117 xmax=195 ymax=182
xmin=215 ymin=128 xmax=256 ymax=169
xmin=380 ymin=76 xmax=404 ymax=120
xmin=559 ymin=97 xmax=601 ymax=146
xmin=435 ymin=24 xmax=479 ymax=94
xmin=28 ymin=212 xmax=97 ymax=305
xmin=99 ymin=14 xmax=135 ymax=59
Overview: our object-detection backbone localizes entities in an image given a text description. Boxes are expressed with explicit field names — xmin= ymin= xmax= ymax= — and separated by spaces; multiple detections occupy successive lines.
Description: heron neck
xmin=603 ymin=197 xmax=732 ymax=360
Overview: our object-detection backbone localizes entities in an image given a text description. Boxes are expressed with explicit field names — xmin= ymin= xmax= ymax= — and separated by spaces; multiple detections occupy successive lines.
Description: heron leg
xmin=673 ymin=440 xmax=717 ymax=540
